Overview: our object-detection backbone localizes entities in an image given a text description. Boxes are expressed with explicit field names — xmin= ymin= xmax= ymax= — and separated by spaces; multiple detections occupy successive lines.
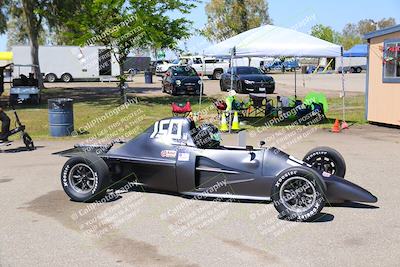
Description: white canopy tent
xmin=204 ymin=25 xmax=342 ymax=58
xmin=201 ymin=24 xmax=346 ymax=123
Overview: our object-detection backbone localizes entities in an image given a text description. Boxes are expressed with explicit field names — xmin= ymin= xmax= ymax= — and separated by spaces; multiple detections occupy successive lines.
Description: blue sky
xmin=1 ymin=0 xmax=399 ymax=53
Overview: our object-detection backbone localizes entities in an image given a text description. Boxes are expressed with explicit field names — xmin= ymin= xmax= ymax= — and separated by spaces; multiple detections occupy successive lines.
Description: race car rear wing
xmin=53 ymin=139 xmax=125 ymax=157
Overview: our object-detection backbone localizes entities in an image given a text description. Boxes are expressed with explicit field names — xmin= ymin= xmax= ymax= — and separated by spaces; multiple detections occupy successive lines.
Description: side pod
xmin=324 ymin=176 xmax=378 ymax=203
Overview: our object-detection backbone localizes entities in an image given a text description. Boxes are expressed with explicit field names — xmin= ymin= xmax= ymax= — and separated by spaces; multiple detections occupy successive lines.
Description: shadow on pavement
xmin=0 ymin=145 xmax=44 ymax=153
xmin=330 ymin=202 xmax=379 ymax=209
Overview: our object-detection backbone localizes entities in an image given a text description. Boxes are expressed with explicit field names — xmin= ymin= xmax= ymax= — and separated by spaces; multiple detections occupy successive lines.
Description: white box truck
xmin=12 ymin=46 xmax=120 ymax=82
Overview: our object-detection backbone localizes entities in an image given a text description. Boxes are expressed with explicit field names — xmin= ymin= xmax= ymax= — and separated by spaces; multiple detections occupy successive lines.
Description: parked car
xmin=306 ymin=65 xmax=325 ymax=74
xmin=220 ymin=66 xmax=275 ymax=94
xmin=156 ymin=56 xmax=228 ymax=79
xmin=162 ymin=65 xmax=202 ymax=95
xmin=263 ymin=60 xmax=300 ymax=73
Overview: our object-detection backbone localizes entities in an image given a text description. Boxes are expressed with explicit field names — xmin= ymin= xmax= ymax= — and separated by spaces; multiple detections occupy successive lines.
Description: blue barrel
xmin=48 ymin=98 xmax=74 ymax=137
xmin=144 ymin=71 xmax=153 ymax=84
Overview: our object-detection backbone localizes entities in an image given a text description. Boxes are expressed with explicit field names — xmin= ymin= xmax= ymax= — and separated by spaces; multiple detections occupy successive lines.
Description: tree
xmin=0 ymin=0 xmax=83 ymax=88
xmin=310 ymin=24 xmax=341 ymax=44
xmin=377 ymin=17 xmax=396 ymax=30
xmin=0 ymin=1 xmax=8 ymax=34
xmin=341 ymin=23 xmax=362 ymax=50
xmin=6 ymin=12 xmax=47 ymax=50
xmin=203 ymin=0 xmax=272 ymax=42
xmin=358 ymin=18 xmax=396 ymax=36
xmin=60 ymin=0 xmax=197 ymax=103
xmin=357 ymin=19 xmax=378 ymax=36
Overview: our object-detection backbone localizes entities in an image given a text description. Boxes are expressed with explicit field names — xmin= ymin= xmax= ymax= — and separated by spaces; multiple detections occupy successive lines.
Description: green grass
xmin=3 ymin=87 xmax=366 ymax=141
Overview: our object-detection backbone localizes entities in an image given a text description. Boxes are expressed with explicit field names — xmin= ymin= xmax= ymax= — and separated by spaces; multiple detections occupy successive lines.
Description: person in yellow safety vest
xmin=225 ymin=90 xmax=240 ymax=111
xmin=225 ymin=90 xmax=252 ymax=112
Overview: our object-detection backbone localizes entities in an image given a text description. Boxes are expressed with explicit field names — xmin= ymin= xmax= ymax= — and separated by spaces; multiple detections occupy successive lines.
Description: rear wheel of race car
xmin=271 ymin=166 xmax=326 ymax=222
xmin=61 ymin=154 xmax=111 ymax=202
xmin=303 ymin=146 xmax=346 ymax=177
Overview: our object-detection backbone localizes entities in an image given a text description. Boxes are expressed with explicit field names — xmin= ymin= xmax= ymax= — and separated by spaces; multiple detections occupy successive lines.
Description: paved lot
xmin=41 ymin=72 xmax=365 ymax=99
xmin=0 ymin=124 xmax=399 ymax=267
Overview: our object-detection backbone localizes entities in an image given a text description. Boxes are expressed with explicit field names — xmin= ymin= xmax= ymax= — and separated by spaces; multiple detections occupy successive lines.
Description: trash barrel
xmin=301 ymin=66 xmax=307 ymax=74
xmin=144 ymin=71 xmax=153 ymax=84
xmin=48 ymin=98 xmax=74 ymax=137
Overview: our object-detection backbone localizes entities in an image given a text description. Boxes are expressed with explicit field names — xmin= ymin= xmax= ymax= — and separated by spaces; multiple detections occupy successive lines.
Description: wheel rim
xmin=63 ymin=75 xmax=71 ymax=82
xmin=68 ymin=164 xmax=96 ymax=193
xmin=311 ymin=156 xmax=336 ymax=175
xmin=47 ymin=75 xmax=55 ymax=82
xmin=279 ymin=177 xmax=317 ymax=213
xmin=215 ymin=72 xmax=222 ymax=79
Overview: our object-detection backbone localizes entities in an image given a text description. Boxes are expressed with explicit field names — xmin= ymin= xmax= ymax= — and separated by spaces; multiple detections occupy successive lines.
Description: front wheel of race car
xmin=303 ymin=146 xmax=346 ymax=177
xmin=271 ymin=166 xmax=326 ymax=222
xmin=61 ymin=154 xmax=111 ymax=202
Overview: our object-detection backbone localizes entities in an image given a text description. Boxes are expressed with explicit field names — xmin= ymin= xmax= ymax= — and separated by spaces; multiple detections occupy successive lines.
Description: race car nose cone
xmin=325 ymin=176 xmax=378 ymax=203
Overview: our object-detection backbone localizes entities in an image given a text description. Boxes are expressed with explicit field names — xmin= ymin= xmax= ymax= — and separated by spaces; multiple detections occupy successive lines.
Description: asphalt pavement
xmin=0 ymin=124 xmax=399 ymax=266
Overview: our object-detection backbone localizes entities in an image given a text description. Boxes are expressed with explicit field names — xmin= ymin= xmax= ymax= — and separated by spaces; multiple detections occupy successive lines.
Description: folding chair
xmin=248 ymin=94 xmax=271 ymax=117
xmin=171 ymin=101 xmax=192 ymax=117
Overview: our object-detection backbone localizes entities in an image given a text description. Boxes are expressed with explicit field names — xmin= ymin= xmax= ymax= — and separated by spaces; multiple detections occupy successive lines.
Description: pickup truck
xmin=156 ymin=56 xmax=229 ymax=80
xmin=262 ymin=60 xmax=300 ymax=73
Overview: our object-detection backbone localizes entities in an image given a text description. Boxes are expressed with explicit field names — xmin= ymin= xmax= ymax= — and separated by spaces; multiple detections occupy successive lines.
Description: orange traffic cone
xmin=331 ymin=119 xmax=341 ymax=133
xmin=341 ymin=121 xmax=349 ymax=130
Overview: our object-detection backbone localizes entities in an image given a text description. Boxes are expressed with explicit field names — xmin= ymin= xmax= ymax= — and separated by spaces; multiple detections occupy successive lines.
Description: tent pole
xmin=341 ymin=48 xmax=346 ymax=122
xmin=199 ymin=50 xmax=205 ymax=112
xmin=229 ymin=47 xmax=236 ymax=134
xmin=294 ymin=57 xmax=297 ymax=99
xmin=230 ymin=47 xmax=235 ymax=92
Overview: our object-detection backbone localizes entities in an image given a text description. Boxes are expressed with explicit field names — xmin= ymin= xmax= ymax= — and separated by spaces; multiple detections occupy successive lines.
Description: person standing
xmin=0 ymin=104 xmax=11 ymax=141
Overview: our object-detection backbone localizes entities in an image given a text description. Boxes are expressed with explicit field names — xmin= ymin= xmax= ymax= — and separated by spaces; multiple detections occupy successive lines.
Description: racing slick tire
xmin=303 ymin=146 xmax=346 ymax=177
xmin=271 ymin=166 xmax=326 ymax=222
xmin=61 ymin=154 xmax=111 ymax=202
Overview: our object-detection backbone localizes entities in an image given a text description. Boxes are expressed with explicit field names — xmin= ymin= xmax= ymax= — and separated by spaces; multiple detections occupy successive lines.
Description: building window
xmin=383 ymin=39 xmax=400 ymax=83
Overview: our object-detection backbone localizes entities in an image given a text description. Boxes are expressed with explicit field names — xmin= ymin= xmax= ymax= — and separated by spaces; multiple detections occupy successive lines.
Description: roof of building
xmin=364 ymin=24 xmax=400 ymax=40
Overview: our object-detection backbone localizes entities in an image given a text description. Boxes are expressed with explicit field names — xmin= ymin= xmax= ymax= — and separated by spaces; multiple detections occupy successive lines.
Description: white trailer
xmin=12 ymin=46 xmax=120 ymax=82
xmin=335 ymin=56 xmax=367 ymax=73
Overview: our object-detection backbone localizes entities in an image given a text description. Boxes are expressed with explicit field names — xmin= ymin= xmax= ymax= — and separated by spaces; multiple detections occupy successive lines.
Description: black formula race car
xmin=220 ymin=66 xmax=275 ymax=94
xmin=56 ymin=118 xmax=377 ymax=222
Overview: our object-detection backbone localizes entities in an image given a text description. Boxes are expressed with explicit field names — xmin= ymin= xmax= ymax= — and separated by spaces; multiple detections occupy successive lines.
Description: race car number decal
xmin=150 ymin=119 xmax=183 ymax=140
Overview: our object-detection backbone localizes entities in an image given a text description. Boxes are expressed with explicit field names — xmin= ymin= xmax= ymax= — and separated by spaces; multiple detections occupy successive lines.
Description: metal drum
xmin=144 ymin=71 xmax=153 ymax=84
xmin=48 ymin=98 xmax=74 ymax=137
